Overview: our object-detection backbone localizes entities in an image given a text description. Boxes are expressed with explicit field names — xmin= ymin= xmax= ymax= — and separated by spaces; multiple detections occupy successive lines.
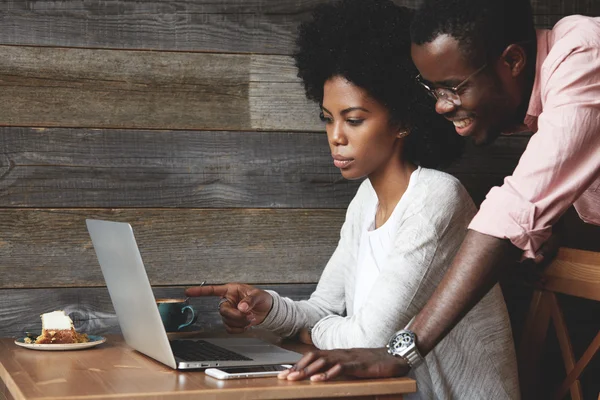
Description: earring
xmin=398 ymin=130 xmax=409 ymax=138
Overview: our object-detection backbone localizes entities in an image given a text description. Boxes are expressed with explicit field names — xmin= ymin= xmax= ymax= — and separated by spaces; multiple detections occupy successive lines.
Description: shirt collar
xmin=525 ymin=29 xmax=552 ymax=121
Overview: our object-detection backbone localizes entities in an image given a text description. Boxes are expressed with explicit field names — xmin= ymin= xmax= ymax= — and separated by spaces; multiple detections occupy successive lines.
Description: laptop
xmin=86 ymin=219 xmax=302 ymax=370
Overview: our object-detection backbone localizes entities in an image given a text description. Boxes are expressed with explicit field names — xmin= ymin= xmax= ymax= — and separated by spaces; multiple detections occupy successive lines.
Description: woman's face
xmin=322 ymin=76 xmax=405 ymax=180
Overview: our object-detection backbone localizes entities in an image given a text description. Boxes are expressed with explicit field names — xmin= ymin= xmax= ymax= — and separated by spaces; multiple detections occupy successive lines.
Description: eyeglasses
xmin=415 ymin=63 xmax=488 ymax=106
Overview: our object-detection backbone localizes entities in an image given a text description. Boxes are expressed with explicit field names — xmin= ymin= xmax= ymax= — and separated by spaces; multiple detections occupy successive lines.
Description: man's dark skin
xmin=278 ymin=34 xmax=562 ymax=382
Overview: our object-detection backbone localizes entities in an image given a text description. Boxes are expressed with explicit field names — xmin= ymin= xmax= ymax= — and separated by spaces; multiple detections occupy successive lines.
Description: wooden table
xmin=0 ymin=333 xmax=416 ymax=400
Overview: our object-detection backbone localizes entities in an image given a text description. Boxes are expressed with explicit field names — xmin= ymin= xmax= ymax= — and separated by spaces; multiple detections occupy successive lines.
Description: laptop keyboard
xmin=170 ymin=340 xmax=253 ymax=362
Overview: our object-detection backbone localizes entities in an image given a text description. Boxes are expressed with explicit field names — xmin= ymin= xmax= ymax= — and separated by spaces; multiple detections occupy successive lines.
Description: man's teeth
xmin=453 ymin=118 xmax=473 ymax=128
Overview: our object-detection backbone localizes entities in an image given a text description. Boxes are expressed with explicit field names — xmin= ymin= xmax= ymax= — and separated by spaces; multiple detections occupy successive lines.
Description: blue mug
xmin=156 ymin=298 xmax=198 ymax=332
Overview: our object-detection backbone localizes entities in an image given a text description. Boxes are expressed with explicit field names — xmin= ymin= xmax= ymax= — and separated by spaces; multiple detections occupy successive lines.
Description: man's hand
xmin=185 ymin=283 xmax=273 ymax=333
xmin=519 ymin=225 xmax=564 ymax=286
xmin=533 ymin=226 xmax=563 ymax=267
xmin=277 ymin=347 xmax=409 ymax=382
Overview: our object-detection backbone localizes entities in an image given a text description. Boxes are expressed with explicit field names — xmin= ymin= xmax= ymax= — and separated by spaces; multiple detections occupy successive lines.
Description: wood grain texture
xmin=0 ymin=335 xmax=417 ymax=400
xmin=0 ymin=0 xmax=423 ymax=55
xmin=0 ymin=46 xmax=321 ymax=131
xmin=287 ymin=396 xmax=407 ymax=400
xmin=555 ymin=331 xmax=600 ymax=400
xmin=0 ymin=0 xmax=595 ymax=52
xmin=0 ymin=377 xmax=16 ymax=400
xmin=0 ymin=128 xmax=528 ymax=208
xmin=517 ymin=248 xmax=600 ymax=400
xmin=445 ymin=135 xmax=528 ymax=204
xmin=0 ymin=209 xmax=344 ymax=289
xmin=0 ymin=127 xmax=356 ymax=208
xmin=0 ymin=284 xmax=316 ymax=338
xmin=0 ymin=2 xmax=311 ymax=55
xmin=529 ymin=0 xmax=600 ymax=17
xmin=543 ymin=248 xmax=600 ymax=301
xmin=548 ymin=292 xmax=583 ymax=400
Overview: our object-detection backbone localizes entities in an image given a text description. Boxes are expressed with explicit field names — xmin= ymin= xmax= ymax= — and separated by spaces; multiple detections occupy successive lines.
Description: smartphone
xmin=205 ymin=365 xmax=292 ymax=380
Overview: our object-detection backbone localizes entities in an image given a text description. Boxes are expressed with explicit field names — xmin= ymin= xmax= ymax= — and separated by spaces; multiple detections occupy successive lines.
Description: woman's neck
xmin=369 ymin=158 xmax=417 ymax=229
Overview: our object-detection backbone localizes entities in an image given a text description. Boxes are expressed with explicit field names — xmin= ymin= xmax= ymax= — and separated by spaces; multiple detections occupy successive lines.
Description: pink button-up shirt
xmin=469 ymin=15 xmax=600 ymax=259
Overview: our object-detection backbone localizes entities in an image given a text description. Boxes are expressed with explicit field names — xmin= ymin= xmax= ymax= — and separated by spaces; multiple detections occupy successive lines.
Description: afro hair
xmin=294 ymin=0 xmax=464 ymax=168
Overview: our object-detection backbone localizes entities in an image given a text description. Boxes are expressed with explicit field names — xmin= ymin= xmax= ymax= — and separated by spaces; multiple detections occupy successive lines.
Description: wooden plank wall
xmin=1 ymin=0 xmax=599 ymax=343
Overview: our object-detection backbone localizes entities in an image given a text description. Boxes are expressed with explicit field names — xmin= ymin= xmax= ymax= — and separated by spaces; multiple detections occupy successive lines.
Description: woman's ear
xmin=397 ymin=130 xmax=409 ymax=138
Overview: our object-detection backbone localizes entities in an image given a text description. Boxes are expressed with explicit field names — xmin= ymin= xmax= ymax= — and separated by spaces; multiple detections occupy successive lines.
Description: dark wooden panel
xmin=0 ymin=209 xmax=344 ymax=289
xmin=0 ymin=128 xmax=526 ymax=208
xmin=0 ymin=127 xmax=356 ymax=208
xmin=533 ymin=15 xmax=567 ymax=29
xmin=448 ymin=135 xmax=530 ymax=173
xmin=446 ymin=135 xmax=530 ymax=205
xmin=0 ymin=284 xmax=316 ymax=338
xmin=0 ymin=2 xmax=308 ymax=55
xmin=0 ymin=46 xmax=321 ymax=131
xmin=533 ymin=12 xmax=600 ymax=29
xmin=530 ymin=0 xmax=600 ymax=17
xmin=0 ymin=0 xmax=422 ymax=54
xmin=0 ymin=1 xmax=595 ymax=53
xmin=561 ymin=207 xmax=600 ymax=252
xmin=451 ymin=174 xmax=509 ymax=207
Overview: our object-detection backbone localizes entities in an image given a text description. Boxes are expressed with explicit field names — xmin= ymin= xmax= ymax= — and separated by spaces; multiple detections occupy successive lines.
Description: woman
xmin=187 ymin=1 xmax=519 ymax=398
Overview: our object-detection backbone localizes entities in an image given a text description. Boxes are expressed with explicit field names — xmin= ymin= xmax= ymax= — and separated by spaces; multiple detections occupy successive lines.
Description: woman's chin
xmin=340 ymin=169 xmax=365 ymax=181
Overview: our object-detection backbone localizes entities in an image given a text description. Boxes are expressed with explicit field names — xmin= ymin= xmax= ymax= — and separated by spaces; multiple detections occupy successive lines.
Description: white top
xmin=353 ymin=167 xmax=421 ymax=313
xmin=259 ymin=168 xmax=520 ymax=399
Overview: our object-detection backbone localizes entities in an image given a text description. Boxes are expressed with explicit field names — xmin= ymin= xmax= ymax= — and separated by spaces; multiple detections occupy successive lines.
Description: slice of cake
xmin=34 ymin=310 xmax=89 ymax=344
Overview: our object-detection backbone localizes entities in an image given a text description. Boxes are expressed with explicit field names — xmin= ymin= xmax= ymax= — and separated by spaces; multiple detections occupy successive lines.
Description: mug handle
xmin=178 ymin=306 xmax=197 ymax=330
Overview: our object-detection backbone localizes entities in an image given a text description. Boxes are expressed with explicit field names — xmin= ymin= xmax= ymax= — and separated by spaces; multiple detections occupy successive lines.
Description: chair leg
xmin=554 ymin=330 xmax=600 ymax=400
xmin=548 ymin=292 xmax=583 ymax=400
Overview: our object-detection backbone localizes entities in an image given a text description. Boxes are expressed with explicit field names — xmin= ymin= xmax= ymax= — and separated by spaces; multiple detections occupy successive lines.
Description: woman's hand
xmin=278 ymin=347 xmax=409 ymax=381
xmin=185 ymin=283 xmax=273 ymax=333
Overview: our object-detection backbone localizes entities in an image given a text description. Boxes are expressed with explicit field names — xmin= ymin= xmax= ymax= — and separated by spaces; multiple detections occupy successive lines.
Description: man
xmin=278 ymin=0 xmax=600 ymax=387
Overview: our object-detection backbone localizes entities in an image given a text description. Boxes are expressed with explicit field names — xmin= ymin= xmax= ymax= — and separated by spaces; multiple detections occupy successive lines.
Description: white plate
xmin=14 ymin=335 xmax=106 ymax=351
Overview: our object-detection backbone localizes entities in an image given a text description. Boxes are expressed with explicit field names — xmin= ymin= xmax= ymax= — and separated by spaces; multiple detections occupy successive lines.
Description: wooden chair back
xmin=518 ymin=248 xmax=600 ymax=400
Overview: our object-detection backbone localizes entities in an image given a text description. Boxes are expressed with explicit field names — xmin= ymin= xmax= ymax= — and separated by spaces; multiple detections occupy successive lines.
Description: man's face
xmin=411 ymin=34 xmax=520 ymax=146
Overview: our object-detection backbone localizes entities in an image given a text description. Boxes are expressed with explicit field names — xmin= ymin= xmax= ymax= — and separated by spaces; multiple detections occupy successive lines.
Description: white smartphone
xmin=205 ymin=365 xmax=292 ymax=380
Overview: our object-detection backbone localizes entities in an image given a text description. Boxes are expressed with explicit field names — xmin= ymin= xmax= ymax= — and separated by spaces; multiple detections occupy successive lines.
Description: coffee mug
xmin=155 ymin=298 xmax=198 ymax=332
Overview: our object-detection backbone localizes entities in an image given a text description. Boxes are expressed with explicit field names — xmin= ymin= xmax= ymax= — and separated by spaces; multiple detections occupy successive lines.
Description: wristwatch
xmin=386 ymin=329 xmax=424 ymax=369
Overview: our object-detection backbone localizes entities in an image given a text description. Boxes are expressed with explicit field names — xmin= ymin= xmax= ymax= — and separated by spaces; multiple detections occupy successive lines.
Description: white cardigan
xmin=259 ymin=168 xmax=520 ymax=399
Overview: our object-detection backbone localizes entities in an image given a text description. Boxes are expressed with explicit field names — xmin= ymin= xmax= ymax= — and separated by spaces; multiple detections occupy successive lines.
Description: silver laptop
xmin=86 ymin=219 xmax=302 ymax=370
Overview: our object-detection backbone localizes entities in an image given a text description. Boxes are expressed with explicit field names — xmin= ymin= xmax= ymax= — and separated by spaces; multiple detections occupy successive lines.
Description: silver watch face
xmin=389 ymin=330 xmax=415 ymax=351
